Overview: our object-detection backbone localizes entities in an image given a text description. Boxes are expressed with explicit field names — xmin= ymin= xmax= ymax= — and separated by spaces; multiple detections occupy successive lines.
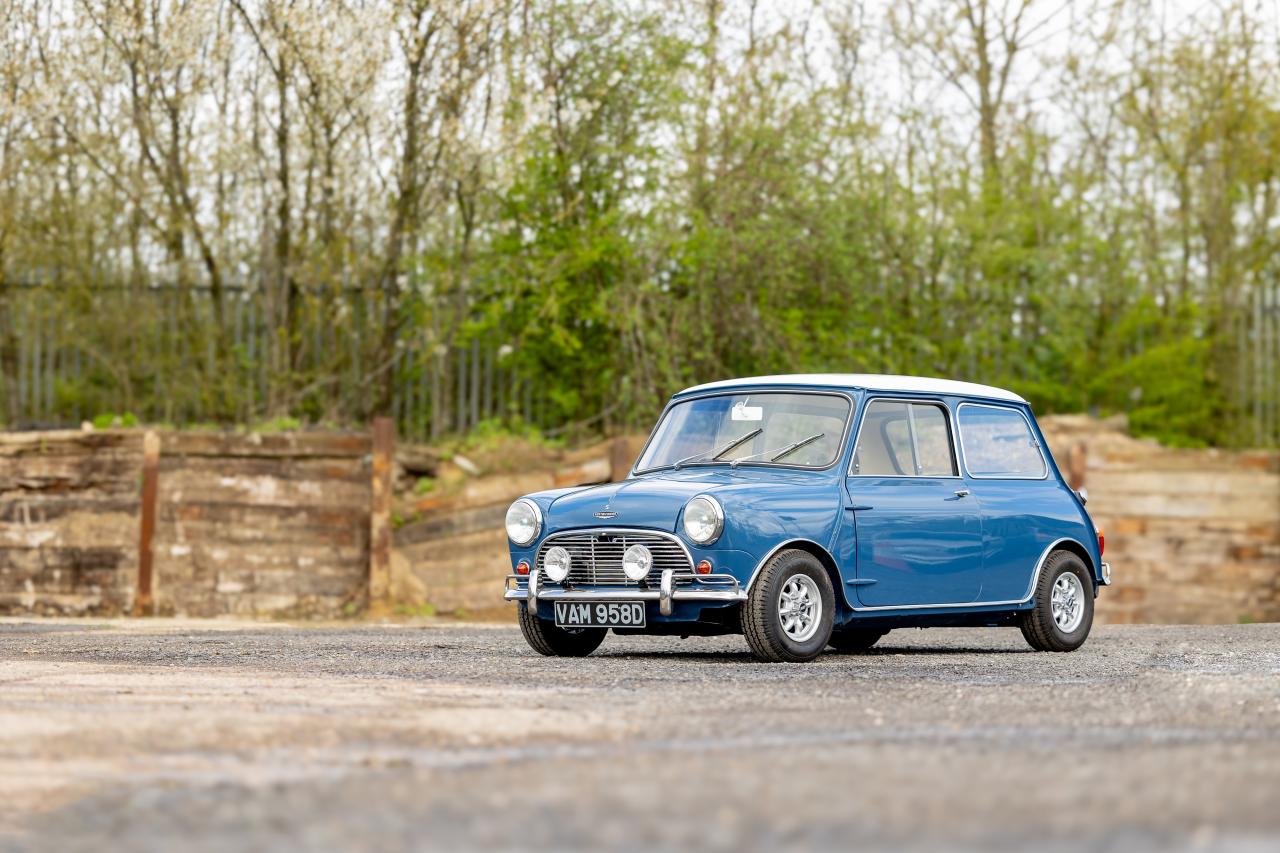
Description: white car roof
xmin=678 ymin=373 xmax=1026 ymax=403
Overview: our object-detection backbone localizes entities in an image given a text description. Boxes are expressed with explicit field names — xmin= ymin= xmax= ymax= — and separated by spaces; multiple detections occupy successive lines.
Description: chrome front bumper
xmin=504 ymin=568 xmax=747 ymax=616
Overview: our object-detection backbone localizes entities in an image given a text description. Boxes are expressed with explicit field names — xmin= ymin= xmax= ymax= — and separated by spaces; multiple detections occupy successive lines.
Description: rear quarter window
xmin=957 ymin=404 xmax=1047 ymax=479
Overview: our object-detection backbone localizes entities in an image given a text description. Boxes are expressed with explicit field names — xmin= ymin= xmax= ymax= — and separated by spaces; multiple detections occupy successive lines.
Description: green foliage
xmin=91 ymin=412 xmax=139 ymax=429
xmin=1090 ymin=339 xmax=1223 ymax=448
xmin=440 ymin=419 xmax=558 ymax=456
xmin=1 ymin=1 xmax=1277 ymax=448
xmin=253 ymin=416 xmax=302 ymax=434
xmin=434 ymin=419 xmax=562 ymax=475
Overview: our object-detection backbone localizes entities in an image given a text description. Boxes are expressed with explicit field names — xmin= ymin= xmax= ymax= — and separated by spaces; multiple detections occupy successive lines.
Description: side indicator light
xmin=515 ymin=560 xmax=530 ymax=575
xmin=695 ymin=559 xmax=713 ymax=575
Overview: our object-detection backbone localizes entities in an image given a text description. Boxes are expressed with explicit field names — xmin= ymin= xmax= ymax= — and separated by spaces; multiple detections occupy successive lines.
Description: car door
xmin=954 ymin=402 xmax=1055 ymax=602
xmin=843 ymin=399 xmax=984 ymax=608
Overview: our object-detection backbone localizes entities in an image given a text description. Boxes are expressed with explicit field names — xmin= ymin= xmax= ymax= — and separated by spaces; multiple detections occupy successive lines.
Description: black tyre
xmin=517 ymin=602 xmax=607 ymax=657
xmin=742 ymin=549 xmax=835 ymax=662
xmin=828 ymin=628 xmax=887 ymax=654
xmin=1019 ymin=550 xmax=1094 ymax=652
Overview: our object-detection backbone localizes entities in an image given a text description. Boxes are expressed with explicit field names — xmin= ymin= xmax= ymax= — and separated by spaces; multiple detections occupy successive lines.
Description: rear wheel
xmin=828 ymin=628 xmax=887 ymax=654
xmin=517 ymin=602 xmax=606 ymax=657
xmin=1019 ymin=550 xmax=1094 ymax=652
xmin=742 ymin=549 xmax=835 ymax=662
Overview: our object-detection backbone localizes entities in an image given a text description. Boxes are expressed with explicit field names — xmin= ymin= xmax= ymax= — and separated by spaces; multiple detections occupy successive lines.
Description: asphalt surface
xmin=0 ymin=619 xmax=1278 ymax=852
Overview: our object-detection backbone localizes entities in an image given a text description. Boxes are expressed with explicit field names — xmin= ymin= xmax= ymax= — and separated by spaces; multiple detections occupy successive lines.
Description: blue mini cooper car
xmin=503 ymin=374 xmax=1111 ymax=662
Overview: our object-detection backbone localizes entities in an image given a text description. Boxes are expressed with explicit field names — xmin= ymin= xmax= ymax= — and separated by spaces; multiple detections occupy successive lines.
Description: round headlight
xmin=543 ymin=546 xmax=572 ymax=582
xmin=622 ymin=544 xmax=653 ymax=581
xmin=682 ymin=495 xmax=724 ymax=545
xmin=505 ymin=499 xmax=541 ymax=546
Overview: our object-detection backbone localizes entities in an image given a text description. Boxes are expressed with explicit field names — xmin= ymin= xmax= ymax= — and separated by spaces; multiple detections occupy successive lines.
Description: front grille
xmin=536 ymin=529 xmax=694 ymax=586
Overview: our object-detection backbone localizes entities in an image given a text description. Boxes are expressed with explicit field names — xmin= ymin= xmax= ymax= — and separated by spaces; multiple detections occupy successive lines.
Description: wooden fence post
xmin=369 ymin=416 xmax=395 ymax=613
xmin=134 ymin=430 xmax=160 ymax=616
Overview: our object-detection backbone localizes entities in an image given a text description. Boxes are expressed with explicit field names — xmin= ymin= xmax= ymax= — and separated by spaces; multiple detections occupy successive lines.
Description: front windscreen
xmin=635 ymin=392 xmax=852 ymax=472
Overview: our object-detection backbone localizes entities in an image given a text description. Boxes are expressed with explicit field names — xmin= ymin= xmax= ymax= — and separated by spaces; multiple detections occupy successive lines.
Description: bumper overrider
xmin=504 ymin=568 xmax=747 ymax=616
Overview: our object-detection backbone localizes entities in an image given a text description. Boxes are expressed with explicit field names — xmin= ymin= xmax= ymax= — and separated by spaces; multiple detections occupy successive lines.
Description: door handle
xmin=953 ymin=489 xmax=971 ymax=498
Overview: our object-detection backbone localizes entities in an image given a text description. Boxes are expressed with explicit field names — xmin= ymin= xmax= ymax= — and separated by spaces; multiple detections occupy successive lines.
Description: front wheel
xmin=742 ymin=549 xmax=835 ymax=662
xmin=517 ymin=603 xmax=607 ymax=657
xmin=1019 ymin=550 xmax=1094 ymax=652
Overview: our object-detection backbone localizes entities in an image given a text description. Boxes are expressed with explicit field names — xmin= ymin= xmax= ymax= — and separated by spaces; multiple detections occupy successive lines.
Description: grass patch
xmin=91 ymin=412 xmax=139 ymax=429
xmin=253 ymin=416 xmax=303 ymax=433
xmin=435 ymin=419 xmax=562 ymax=475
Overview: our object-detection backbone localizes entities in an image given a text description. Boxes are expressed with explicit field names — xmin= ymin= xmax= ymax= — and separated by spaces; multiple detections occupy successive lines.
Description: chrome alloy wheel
xmin=1051 ymin=572 xmax=1085 ymax=633
xmin=778 ymin=575 xmax=822 ymax=643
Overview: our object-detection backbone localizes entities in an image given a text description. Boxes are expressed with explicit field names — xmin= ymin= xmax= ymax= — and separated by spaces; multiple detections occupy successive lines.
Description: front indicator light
xmin=515 ymin=560 xmax=530 ymax=576
xmin=696 ymin=559 xmax=712 ymax=575
xmin=622 ymin=544 xmax=653 ymax=581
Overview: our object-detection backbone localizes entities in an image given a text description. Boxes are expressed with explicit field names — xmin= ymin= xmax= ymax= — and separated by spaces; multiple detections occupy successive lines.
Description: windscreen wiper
xmin=730 ymin=432 xmax=824 ymax=467
xmin=674 ymin=428 xmax=763 ymax=469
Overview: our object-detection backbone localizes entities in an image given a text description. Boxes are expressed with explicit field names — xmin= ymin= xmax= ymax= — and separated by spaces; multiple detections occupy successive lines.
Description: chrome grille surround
xmin=535 ymin=529 xmax=694 ymax=587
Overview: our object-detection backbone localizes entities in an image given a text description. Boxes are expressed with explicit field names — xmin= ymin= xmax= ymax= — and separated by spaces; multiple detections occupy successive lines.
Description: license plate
xmin=554 ymin=601 xmax=646 ymax=629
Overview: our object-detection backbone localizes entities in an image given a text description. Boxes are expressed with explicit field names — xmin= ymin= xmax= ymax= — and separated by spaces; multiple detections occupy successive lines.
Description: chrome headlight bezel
xmin=682 ymin=495 xmax=724 ymax=545
xmin=505 ymin=498 xmax=542 ymax=547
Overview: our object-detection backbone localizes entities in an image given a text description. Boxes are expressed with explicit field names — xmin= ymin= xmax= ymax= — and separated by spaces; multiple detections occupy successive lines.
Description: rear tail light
xmin=515 ymin=560 xmax=530 ymax=575
xmin=1096 ymin=528 xmax=1105 ymax=557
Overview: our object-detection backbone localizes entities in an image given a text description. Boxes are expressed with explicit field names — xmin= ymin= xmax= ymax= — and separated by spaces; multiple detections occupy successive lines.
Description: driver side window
xmin=852 ymin=400 xmax=958 ymax=477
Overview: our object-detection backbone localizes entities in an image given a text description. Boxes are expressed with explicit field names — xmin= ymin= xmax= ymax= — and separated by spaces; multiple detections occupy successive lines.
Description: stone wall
xmin=153 ymin=432 xmax=371 ymax=617
xmin=0 ymin=431 xmax=142 ymax=614
xmin=3 ymin=420 xmax=1276 ymax=623
xmin=1 ymin=429 xmax=371 ymax=618
xmin=1039 ymin=416 xmax=1280 ymax=624
xmin=394 ymin=439 xmax=637 ymax=617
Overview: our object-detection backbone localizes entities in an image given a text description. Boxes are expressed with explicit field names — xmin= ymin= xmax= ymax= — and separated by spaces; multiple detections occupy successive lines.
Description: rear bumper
xmin=504 ymin=569 xmax=747 ymax=616
xmin=1100 ymin=562 xmax=1112 ymax=585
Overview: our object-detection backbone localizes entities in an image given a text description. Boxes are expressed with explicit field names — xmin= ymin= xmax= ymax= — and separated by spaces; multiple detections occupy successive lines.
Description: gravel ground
xmin=0 ymin=619 xmax=1278 ymax=852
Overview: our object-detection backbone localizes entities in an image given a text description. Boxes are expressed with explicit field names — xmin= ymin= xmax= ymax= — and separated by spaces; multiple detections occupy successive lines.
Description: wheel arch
xmin=746 ymin=538 xmax=849 ymax=613
xmin=1034 ymin=537 xmax=1098 ymax=591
